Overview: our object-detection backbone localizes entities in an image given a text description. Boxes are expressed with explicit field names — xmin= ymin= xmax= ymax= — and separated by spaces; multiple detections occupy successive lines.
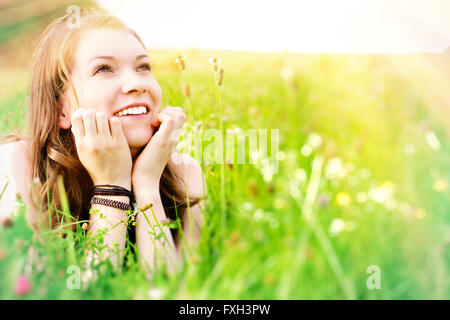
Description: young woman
xmin=0 ymin=7 xmax=206 ymax=273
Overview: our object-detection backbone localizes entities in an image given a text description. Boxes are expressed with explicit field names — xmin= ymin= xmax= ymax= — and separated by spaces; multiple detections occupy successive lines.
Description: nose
xmin=121 ymin=70 xmax=148 ymax=95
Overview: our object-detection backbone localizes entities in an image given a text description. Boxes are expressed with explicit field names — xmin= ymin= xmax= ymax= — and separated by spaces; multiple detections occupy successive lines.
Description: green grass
xmin=0 ymin=49 xmax=449 ymax=299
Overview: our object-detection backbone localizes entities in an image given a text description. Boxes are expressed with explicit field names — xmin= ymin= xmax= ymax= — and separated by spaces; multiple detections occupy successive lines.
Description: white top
xmin=0 ymin=142 xmax=21 ymax=221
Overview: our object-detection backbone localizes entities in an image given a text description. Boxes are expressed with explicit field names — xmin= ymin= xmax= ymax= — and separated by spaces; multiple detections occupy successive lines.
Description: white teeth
xmin=115 ymin=106 xmax=148 ymax=116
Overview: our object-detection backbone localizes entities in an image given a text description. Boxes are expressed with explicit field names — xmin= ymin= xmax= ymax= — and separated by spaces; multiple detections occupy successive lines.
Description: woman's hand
xmin=131 ymin=106 xmax=186 ymax=190
xmin=70 ymin=108 xmax=132 ymax=190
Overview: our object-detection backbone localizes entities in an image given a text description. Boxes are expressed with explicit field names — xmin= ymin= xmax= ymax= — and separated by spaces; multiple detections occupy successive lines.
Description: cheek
xmin=151 ymin=80 xmax=163 ymax=106
xmin=81 ymin=81 xmax=114 ymax=111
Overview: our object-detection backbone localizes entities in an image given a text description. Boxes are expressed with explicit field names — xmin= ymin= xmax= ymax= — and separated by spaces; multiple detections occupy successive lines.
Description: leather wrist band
xmin=92 ymin=184 xmax=135 ymax=207
xmin=90 ymin=196 xmax=132 ymax=211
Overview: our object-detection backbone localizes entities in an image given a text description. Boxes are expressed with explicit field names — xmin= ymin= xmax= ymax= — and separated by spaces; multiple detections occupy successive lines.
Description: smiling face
xmin=60 ymin=28 xmax=162 ymax=156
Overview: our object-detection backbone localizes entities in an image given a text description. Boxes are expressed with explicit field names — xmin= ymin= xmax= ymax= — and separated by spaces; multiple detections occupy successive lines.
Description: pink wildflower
xmin=14 ymin=274 xmax=31 ymax=296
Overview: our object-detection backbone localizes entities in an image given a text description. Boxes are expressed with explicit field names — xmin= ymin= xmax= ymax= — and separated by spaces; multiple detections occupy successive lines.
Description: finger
xmin=82 ymin=109 xmax=98 ymax=136
xmin=160 ymin=106 xmax=183 ymax=116
xmin=154 ymin=113 xmax=176 ymax=139
xmin=151 ymin=109 xmax=176 ymax=127
xmin=96 ymin=112 xmax=111 ymax=138
xmin=160 ymin=109 xmax=186 ymax=127
xmin=157 ymin=112 xmax=175 ymax=124
xmin=109 ymin=117 xmax=126 ymax=141
xmin=163 ymin=105 xmax=183 ymax=112
xmin=70 ymin=109 xmax=85 ymax=138
xmin=161 ymin=108 xmax=184 ymax=116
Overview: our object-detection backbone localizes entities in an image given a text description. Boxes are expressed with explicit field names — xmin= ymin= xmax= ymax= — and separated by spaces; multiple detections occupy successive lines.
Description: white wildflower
xmin=307 ymin=132 xmax=322 ymax=149
xmin=294 ymin=168 xmax=307 ymax=183
xmin=301 ymin=145 xmax=312 ymax=156
xmin=329 ymin=218 xmax=345 ymax=236
xmin=326 ymin=157 xmax=346 ymax=180
xmin=148 ymin=287 xmax=165 ymax=300
xmin=269 ymin=218 xmax=279 ymax=229
xmin=254 ymin=209 xmax=265 ymax=222
xmin=425 ymin=129 xmax=441 ymax=151
xmin=277 ymin=151 xmax=286 ymax=161
xmin=280 ymin=68 xmax=293 ymax=80
xmin=242 ymin=202 xmax=254 ymax=211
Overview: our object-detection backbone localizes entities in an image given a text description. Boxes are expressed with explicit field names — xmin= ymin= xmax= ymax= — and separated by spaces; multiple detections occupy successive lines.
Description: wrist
xmin=132 ymin=178 xmax=160 ymax=195
xmin=133 ymin=184 xmax=160 ymax=202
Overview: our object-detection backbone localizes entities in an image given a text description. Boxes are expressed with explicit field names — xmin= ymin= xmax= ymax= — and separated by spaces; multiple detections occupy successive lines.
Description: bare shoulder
xmin=9 ymin=140 xmax=42 ymax=231
xmin=0 ymin=140 xmax=34 ymax=226
xmin=10 ymin=139 xmax=32 ymax=175
xmin=171 ymin=152 xmax=206 ymax=198
xmin=10 ymin=139 xmax=31 ymax=160
xmin=9 ymin=140 xmax=32 ymax=200
xmin=0 ymin=140 xmax=32 ymax=185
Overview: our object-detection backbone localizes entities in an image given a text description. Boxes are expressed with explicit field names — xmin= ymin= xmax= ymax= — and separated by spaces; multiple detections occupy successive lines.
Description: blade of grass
xmin=57 ymin=175 xmax=76 ymax=266
xmin=287 ymin=156 xmax=356 ymax=299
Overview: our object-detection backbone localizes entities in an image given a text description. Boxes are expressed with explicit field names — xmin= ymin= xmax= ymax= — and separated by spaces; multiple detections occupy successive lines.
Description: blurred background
xmin=0 ymin=0 xmax=449 ymax=299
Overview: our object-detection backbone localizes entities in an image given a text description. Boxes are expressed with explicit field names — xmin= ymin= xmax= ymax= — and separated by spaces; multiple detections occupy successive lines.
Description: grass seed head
xmin=2 ymin=217 xmax=13 ymax=228
xmin=175 ymin=53 xmax=186 ymax=71
xmin=248 ymin=181 xmax=259 ymax=196
xmin=217 ymin=69 xmax=224 ymax=86
xmin=182 ymin=83 xmax=190 ymax=97
xmin=208 ymin=57 xmax=220 ymax=72
xmin=139 ymin=202 xmax=153 ymax=212
xmin=0 ymin=248 xmax=7 ymax=260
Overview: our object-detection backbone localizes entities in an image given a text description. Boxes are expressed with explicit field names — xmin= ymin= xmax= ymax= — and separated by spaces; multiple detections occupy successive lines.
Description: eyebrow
xmin=89 ymin=54 xmax=150 ymax=63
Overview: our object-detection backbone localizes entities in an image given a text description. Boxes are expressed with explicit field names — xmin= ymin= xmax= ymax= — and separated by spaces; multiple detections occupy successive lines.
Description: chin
xmin=124 ymin=127 xmax=154 ymax=149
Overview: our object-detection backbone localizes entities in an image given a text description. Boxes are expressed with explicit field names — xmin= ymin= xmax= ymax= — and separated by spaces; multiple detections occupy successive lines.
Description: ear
xmin=57 ymin=99 xmax=71 ymax=130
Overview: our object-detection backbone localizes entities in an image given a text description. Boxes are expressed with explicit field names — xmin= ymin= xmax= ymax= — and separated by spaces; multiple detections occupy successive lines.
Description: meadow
xmin=0 ymin=48 xmax=449 ymax=299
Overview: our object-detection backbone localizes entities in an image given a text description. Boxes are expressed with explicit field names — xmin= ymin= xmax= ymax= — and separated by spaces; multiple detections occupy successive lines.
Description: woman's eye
xmin=93 ymin=63 xmax=152 ymax=75
xmin=94 ymin=64 xmax=112 ymax=74
xmin=138 ymin=63 xmax=152 ymax=72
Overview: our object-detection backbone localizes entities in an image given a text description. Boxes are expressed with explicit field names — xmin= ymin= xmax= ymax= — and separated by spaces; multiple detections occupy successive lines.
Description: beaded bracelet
xmin=90 ymin=196 xmax=132 ymax=211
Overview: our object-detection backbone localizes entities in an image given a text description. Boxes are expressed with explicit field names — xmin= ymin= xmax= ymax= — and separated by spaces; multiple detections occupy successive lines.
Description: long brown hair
xmin=1 ymin=7 xmax=199 ymax=239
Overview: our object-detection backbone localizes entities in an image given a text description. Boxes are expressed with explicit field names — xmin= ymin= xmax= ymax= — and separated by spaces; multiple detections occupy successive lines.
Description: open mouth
xmin=113 ymin=106 xmax=149 ymax=117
